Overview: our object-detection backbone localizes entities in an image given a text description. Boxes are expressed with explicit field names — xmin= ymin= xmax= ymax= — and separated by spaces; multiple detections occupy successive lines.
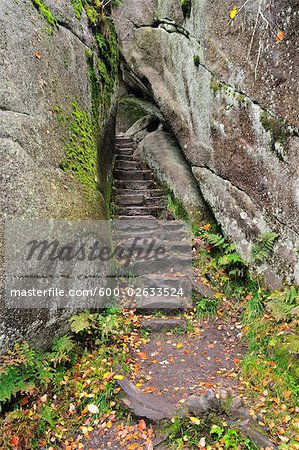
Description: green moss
xmin=84 ymin=3 xmax=100 ymax=25
xmin=210 ymin=77 xmax=222 ymax=94
xmin=70 ymin=0 xmax=83 ymax=19
xmin=59 ymin=101 xmax=99 ymax=205
xmin=32 ymin=0 xmax=57 ymax=28
xmin=193 ymin=54 xmax=200 ymax=67
xmin=181 ymin=0 xmax=192 ymax=18
xmin=85 ymin=50 xmax=100 ymax=120
xmin=53 ymin=105 xmax=68 ymax=126
xmin=260 ymin=110 xmax=291 ymax=149
xmin=166 ymin=194 xmax=189 ymax=221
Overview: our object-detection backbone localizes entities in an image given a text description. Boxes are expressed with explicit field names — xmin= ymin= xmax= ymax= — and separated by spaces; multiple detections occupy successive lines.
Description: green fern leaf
xmin=69 ymin=312 xmax=94 ymax=334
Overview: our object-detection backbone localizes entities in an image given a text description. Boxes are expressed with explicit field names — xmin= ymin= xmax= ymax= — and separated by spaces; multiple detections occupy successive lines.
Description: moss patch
xmin=210 ymin=77 xmax=222 ymax=94
xmin=32 ymin=0 xmax=57 ymax=29
xmin=58 ymin=101 xmax=99 ymax=205
xmin=70 ymin=0 xmax=83 ymax=19
xmin=260 ymin=110 xmax=291 ymax=160
xmin=193 ymin=54 xmax=200 ymax=67
xmin=181 ymin=0 xmax=192 ymax=18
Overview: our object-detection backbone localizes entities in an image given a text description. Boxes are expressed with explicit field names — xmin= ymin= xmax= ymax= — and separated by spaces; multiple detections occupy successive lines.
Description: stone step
xmin=115 ymin=149 xmax=134 ymax=156
xmin=114 ymin=170 xmax=152 ymax=181
xmin=140 ymin=318 xmax=187 ymax=332
xmin=118 ymin=206 xmax=165 ymax=216
xmin=115 ymin=194 xmax=144 ymax=206
xmin=115 ymin=180 xmax=158 ymax=190
xmin=115 ymin=160 xmax=144 ymax=171
xmin=117 ymin=255 xmax=192 ymax=275
xmin=114 ymin=195 xmax=166 ymax=208
xmin=135 ymin=296 xmax=189 ymax=310
xmin=116 ymin=136 xmax=132 ymax=141
xmin=114 ymin=189 xmax=164 ymax=198
xmin=115 ymin=154 xmax=136 ymax=161
xmin=117 ymin=215 xmax=157 ymax=220
xmin=115 ymin=145 xmax=134 ymax=153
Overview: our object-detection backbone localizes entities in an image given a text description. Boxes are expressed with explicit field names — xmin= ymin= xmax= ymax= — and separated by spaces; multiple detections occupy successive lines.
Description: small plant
xmin=181 ymin=0 xmax=192 ymax=18
xmin=194 ymin=297 xmax=218 ymax=317
xmin=193 ymin=54 xmax=200 ymax=67
xmin=260 ymin=110 xmax=291 ymax=158
xmin=251 ymin=231 xmax=279 ymax=263
xmin=166 ymin=194 xmax=189 ymax=221
xmin=204 ymin=232 xmax=247 ymax=279
xmin=32 ymin=0 xmax=57 ymax=28
xmin=266 ymin=286 xmax=299 ymax=321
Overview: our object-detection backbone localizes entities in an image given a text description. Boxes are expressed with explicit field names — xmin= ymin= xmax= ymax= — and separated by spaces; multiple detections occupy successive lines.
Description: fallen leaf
xmin=276 ymin=31 xmax=285 ymax=43
xmin=190 ymin=417 xmax=201 ymax=425
xmin=114 ymin=374 xmax=124 ymax=380
xmin=138 ymin=352 xmax=148 ymax=360
xmin=230 ymin=6 xmax=238 ymax=19
xmin=11 ymin=436 xmax=19 ymax=448
xmin=138 ymin=419 xmax=146 ymax=431
xmin=35 ymin=51 xmax=41 ymax=59
xmin=87 ymin=404 xmax=99 ymax=414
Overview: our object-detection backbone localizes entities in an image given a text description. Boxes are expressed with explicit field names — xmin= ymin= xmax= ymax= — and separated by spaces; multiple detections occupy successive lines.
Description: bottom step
xmin=140 ymin=318 xmax=187 ymax=332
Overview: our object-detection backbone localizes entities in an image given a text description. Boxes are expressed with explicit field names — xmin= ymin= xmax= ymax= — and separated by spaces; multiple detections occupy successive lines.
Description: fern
xmin=251 ymin=231 xmax=279 ymax=263
xmin=266 ymin=286 xmax=299 ymax=321
xmin=69 ymin=312 xmax=95 ymax=334
xmin=50 ymin=335 xmax=76 ymax=366
xmin=204 ymin=232 xmax=228 ymax=250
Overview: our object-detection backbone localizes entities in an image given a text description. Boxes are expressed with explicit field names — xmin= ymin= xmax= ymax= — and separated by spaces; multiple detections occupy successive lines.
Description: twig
xmin=247 ymin=0 xmax=262 ymax=60
xmin=254 ymin=40 xmax=263 ymax=79
xmin=259 ymin=9 xmax=270 ymax=29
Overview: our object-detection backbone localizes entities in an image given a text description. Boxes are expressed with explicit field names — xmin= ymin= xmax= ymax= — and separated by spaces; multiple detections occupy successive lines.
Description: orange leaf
xmin=11 ymin=436 xmax=19 ymax=448
xmin=276 ymin=31 xmax=285 ymax=43
xmin=35 ymin=51 xmax=41 ymax=59
xmin=20 ymin=396 xmax=29 ymax=406
xmin=138 ymin=352 xmax=148 ymax=360
xmin=138 ymin=419 xmax=147 ymax=431
xmin=127 ymin=444 xmax=139 ymax=450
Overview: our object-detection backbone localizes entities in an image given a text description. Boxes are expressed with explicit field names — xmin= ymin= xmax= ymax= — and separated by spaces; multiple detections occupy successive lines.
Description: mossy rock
xmin=118 ymin=97 xmax=164 ymax=132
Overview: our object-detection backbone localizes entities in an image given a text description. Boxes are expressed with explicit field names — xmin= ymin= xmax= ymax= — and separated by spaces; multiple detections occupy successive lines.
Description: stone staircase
xmin=113 ymin=134 xmax=166 ymax=218
xmin=112 ymin=134 xmax=192 ymax=323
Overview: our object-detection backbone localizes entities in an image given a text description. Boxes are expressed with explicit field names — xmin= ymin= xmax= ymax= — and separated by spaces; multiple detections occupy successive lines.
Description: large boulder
xmin=0 ymin=0 xmax=118 ymax=350
xmin=113 ymin=0 xmax=299 ymax=282
xmin=134 ymin=128 xmax=208 ymax=221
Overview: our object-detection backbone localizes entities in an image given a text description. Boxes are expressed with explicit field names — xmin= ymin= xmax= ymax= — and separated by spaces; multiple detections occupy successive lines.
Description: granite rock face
xmin=113 ymin=0 xmax=299 ymax=284
xmin=0 ymin=0 xmax=118 ymax=350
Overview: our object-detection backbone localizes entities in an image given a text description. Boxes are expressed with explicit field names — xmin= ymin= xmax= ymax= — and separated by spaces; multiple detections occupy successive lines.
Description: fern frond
xmin=69 ymin=312 xmax=94 ymax=334
xmin=51 ymin=335 xmax=76 ymax=366
xmin=251 ymin=232 xmax=279 ymax=263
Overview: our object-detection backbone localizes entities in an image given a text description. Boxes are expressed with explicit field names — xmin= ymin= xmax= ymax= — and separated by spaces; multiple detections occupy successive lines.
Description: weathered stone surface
xmin=136 ymin=129 xmax=208 ymax=221
xmin=113 ymin=0 xmax=299 ymax=283
xmin=126 ymin=114 xmax=162 ymax=143
xmin=0 ymin=0 xmax=118 ymax=350
xmin=182 ymin=390 xmax=221 ymax=416
xmin=117 ymin=376 xmax=175 ymax=421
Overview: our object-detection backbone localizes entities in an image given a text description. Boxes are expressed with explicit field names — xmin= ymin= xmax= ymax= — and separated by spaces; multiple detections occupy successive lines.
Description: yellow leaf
xmin=176 ymin=343 xmax=183 ymax=349
xmin=190 ymin=417 xmax=201 ymax=425
xmin=106 ymin=420 xmax=112 ymax=429
xmin=114 ymin=374 xmax=124 ymax=380
xmin=230 ymin=6 xmax=238 ymax=19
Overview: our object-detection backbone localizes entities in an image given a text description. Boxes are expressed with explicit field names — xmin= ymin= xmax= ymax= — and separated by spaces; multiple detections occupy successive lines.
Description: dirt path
xmin=129 ymin=315 xmax=246 ymax=405
xmin=84 ymin=309 xmax=247 ymax=450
